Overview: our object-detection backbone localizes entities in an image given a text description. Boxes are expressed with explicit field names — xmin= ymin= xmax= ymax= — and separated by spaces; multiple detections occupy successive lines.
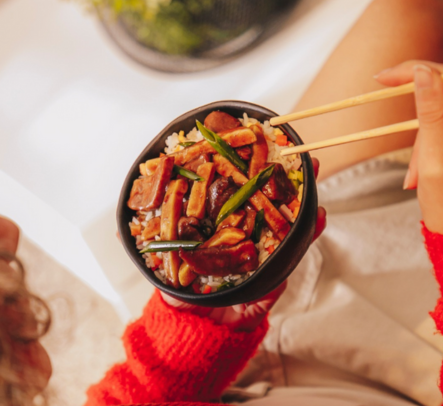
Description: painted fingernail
xmin=403 ymin=168 xmax=411 ymax=190
xmin=374 ymin=67 xmax=392 ymax=79
xmin=414 ymin=64 xmax=433 ymax=89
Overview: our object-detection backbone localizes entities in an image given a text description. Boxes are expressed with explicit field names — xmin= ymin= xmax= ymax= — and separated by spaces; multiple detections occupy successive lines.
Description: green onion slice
xmin=196 ymin=121 xmax=248 ymax=173
xmin=217 ymin=281 xmax=235 ymax=291
xmin=179 ymin=142 xmax=196 ymax=148
xmin=252 ymin=209 xmax=265 ymax=243
xmin=140 ymin=240 xmax=202 ymax=254
xmin=215 ymin=164 xmax=275 ymax=226
xmin=174 ymin=165 xmax=205 ymax=182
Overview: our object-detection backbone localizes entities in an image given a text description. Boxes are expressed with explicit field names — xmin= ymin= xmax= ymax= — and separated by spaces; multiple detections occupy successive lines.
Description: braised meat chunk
xmin=262 ymin=163 xmax=296 ymax=204
xmin=204 ymin=111 xmax=241 ymax=133
xmin=206 ymin=176 xmax=239 ymax=221
xmin=128 ymin=156 xmax=174 ymax=211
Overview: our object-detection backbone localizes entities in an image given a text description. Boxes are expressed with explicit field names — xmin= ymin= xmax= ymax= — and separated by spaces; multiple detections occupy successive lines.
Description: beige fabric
xmin=17 ymin=237 xmax=125 ymax=406
xmin=232 ymin=153 xmax=443 ymax=406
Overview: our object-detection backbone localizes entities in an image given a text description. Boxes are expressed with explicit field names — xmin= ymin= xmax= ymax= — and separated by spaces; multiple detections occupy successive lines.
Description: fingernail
xmin=403 ymin=168 xmax=411 ymax=190
xmin=374 ymin=67 xmax=392 ymax=79
xmin=414 ymin=64 xmax=433 ymax=89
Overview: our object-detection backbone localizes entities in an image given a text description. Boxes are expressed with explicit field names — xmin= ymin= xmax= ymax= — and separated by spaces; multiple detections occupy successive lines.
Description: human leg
xmin=292 ymin=0 xmax=443 ymax=179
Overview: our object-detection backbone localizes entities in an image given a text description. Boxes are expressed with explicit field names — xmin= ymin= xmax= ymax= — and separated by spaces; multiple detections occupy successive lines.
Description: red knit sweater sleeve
xmin=422 ymin=223 xmax=443 ymax=396
xmin=84 ymin=290 xmax=268 ymax=406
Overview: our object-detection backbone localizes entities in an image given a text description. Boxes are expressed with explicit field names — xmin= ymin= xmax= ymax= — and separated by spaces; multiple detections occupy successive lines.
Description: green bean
xmin=140 ymin=240 xmax=202 ymax=253
xmin=216 ymin=164 xmax=275 ymax=226
xmin=196 ymin=121 xmax=248 ymax=173
xmin=252 ymin=209 xmax=265 ymax=243
xmin=173 ymin=165 xmax=205 ymax=181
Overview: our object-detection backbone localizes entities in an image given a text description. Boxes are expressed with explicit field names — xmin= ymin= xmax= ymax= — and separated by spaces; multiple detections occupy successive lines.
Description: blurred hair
xmin=0 ymin=251 xmax=51 ymax=406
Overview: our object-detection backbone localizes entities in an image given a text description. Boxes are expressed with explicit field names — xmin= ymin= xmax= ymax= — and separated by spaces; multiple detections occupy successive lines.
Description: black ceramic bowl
xmin=117 ymin=100 xmax=318 ymax=307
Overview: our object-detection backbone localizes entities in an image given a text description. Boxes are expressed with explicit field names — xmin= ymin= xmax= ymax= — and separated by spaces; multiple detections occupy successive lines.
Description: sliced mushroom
xmin=206 ymin=176 xmax=239 ymax=221
xmin=179 ymin=240 xmax=258 ymax=276
xmin=178 ymin=227 xmax=246 ymax=286
xmin=178 ymin=217 xmax=206 ymax=242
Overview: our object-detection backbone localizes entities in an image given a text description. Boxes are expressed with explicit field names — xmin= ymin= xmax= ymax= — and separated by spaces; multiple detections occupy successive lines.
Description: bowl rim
xmin=117 ymin=100 xmax=317 ymax=305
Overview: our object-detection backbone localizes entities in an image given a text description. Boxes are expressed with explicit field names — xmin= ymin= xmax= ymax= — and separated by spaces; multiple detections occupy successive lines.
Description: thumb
xmin=414 ymin=64 xmax=443 ymax=131
xmin=414 ymin=64 xmax=443 ymax=175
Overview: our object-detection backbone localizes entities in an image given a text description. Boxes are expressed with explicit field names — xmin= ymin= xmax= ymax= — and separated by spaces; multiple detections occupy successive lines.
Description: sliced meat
xmin=143 ymin=128 xmax=256 ymax=169
xmin=213 ymin=154 xmax=247 ymax=186
xmin=187 ymin=162 xmax=216 ymax=219
xmin=183 ymin=153 xmax=211 ymax=173
xmin=248 ymin=124 xmax=268 ymax=179
xmin=235 ymin=145 xmax=252 ymax=161
xmin=206 ymin=176 xmax=239 ymax=221
xmin=141 ymin=217 xmax=161 ymax=241
xmin=178 ymin=217 xmax=206 ymax=242
xmin=201 ymin=227 xmax=246 ymax=248
xmin=160 ymin=179 xmax=189 ymax=288
xmin=262 ymin=163 xmax=297 ymax=204
xmin=216 ymin=210 xmax=245 ymax=232
xmin=128 ymin=156 xmax=175 ymax=211
xmin=179 ymin=240 xmax=258 ymax=276
xmin=204 ymin=111 xmax=241 ymax=133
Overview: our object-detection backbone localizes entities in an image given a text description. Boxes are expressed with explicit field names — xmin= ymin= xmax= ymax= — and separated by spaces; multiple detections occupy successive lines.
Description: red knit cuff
xmin=422 ymin=222 xmax=443 ymax=289
xmin=122 ymin=290 xmax=268 ymax=403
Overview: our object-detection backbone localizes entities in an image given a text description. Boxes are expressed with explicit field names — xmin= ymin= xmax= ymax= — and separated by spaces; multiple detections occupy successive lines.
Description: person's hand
xmin=161 ymin=158 xmax=327 ymax=332
xmin=376 ymin=61 xmax=443 ymax=234
xmin=0 ymin=216 xmax=19 ymax=255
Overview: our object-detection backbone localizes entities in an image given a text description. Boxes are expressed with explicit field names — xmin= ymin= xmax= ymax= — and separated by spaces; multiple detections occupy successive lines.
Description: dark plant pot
xmin=117 ymin=100 xmax=318 ymax=307
xmin=99 ymin=0 xmax=300 ymax=73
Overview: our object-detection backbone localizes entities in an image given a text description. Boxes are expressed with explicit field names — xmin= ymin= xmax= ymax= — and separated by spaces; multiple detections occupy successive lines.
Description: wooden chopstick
xmin=280 ymin=119 xmax=419 ymax=156
xmin=270 ymin=73 xmax=443 ymax=126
